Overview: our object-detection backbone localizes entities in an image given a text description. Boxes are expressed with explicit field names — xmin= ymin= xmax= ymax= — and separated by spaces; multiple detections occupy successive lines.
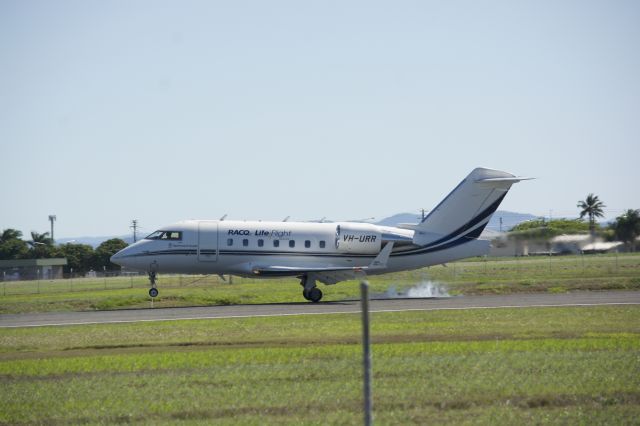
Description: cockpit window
xmin=145 ymin=230 xmax=182 ymax=241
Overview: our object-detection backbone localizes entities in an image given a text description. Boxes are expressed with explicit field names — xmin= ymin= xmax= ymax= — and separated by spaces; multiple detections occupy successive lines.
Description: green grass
xmin=1 ymin=253 xmax=639 ymax=314
xmin=1 ymin=306 xmax=639 ymax=424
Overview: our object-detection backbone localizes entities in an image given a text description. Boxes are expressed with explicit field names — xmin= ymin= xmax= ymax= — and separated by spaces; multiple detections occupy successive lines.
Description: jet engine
xmin=335 ymin=223 xmax=382 ymax=254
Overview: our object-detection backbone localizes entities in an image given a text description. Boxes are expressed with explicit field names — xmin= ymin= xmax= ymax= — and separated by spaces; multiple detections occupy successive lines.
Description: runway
xmin=1 ymin=290 xmax=639 ymax=328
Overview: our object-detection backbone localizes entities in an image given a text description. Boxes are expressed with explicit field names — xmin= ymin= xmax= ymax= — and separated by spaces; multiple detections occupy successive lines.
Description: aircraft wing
xmin=252 ymin=266 xmax=365 ymax=285
xmin=251 ymin=242 xmax=394 ymax=285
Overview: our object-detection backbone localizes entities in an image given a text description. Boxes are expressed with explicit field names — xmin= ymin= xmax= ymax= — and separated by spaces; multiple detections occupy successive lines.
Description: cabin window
xmin=146 ymin=230 xmax=182 ymax=241
xmin=273 ymin=240 xmax=280 ymax=247
xmin=289 ymin=240 xmax=295 ymax=248
xmin=319 ymin=240 xmax=326 ymax=248
xmin=305 ymin=240 xmax=311 ymax=248
xmin=227 ymin=238 xmax=233 ymax=246
xmin=243 ymin=239 xmax=249 ymax=247
xmin=258 ymin=239 xmax=264 ymax=247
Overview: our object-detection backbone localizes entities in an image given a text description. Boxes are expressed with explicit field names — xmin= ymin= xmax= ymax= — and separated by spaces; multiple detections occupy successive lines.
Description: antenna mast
xmin=130 ymin=219 xmax=138 ymax=242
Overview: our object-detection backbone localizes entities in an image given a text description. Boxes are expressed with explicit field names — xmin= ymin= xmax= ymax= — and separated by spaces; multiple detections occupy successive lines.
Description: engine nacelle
xmin=335 ymin=223 xmax=382 ymax=254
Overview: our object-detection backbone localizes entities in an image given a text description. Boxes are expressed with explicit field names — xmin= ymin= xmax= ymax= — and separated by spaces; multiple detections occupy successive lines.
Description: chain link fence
xmin=0 ymin=253 xmax=638 ymax=297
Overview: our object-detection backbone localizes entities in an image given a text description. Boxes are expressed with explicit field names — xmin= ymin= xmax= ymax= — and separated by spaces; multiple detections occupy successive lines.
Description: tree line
xmin=0 ymin=229 xmax=127 ymax=274
xmin=510 ymin=194 xmax=639 ymax=251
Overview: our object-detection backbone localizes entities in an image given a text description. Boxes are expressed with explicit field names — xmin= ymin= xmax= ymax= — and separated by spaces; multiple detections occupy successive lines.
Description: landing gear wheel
xmin=147 ymin=269 xmax=158 ymax=298
xmin=308 ymin=287 xmax=323 ymax=303
xmin=300 ymin=275 xmax=322 ymax=302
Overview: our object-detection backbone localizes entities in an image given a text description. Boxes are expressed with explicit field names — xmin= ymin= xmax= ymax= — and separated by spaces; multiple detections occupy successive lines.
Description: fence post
xmin=103 ymin=266 xmax=107 ymax=290
xmin=360 ymin=281 xmax=373 ymax=426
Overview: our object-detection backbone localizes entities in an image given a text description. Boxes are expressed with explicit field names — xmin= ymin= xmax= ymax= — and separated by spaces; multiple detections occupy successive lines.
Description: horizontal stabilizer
xmin=475 ymin=176 xmax=533 ymax=188
xmin=475 ymin=176 xmax=532 ymax=183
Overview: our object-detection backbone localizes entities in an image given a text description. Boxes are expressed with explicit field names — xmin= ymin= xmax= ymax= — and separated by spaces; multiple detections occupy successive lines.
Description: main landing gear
xmin=148 ymin=271 xmax=158 ymax=298
xmin=301 ymin=275 xmax=322 ymax=303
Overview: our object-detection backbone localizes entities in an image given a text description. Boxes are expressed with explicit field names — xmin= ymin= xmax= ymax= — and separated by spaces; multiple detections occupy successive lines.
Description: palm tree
xmin=577 ymin=194 xmax=606 ymax=234
xmin=0 ymin=229 xmax=27 ymax=260
xmin=27 ymin=231 xmax=54 ymax=258
xmin=27 ymin=231 xmax=53 ymax=247
xmin=1 ymin=228 xmax=23 ymax=243
xmin=612 ymin=209 xmax=640 ymax=252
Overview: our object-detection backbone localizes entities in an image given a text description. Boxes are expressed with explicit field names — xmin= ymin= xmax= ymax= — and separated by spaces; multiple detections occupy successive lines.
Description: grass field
xmin=1 ymin=253 xmax=639 ymax=314
xmin=1 ymin=305 xmax=639 ymax=424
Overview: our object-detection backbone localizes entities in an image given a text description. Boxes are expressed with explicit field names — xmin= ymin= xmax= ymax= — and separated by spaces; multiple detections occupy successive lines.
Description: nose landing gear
xmin=148 ymin=269 xmax=158 ymax=298
xmin=301 ymin=275 xmax=323 ymax=303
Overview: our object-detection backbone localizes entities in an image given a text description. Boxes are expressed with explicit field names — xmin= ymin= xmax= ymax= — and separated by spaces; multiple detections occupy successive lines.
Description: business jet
xmin=111 ymin=168 xmax=528 ymax=302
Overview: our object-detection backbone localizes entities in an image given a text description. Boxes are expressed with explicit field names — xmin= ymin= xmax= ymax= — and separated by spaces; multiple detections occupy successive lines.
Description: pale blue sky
xmin=1 ymin=0 xmax=638 ymax=238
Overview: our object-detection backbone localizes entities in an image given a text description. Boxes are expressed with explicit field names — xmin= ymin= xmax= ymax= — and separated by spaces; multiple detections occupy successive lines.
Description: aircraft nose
xmin=110 ymin=249 xmax=125 ymax=266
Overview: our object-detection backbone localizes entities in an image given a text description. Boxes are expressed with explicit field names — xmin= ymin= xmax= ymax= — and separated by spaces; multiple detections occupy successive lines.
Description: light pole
xmin=49 ymin=215 xmax=57 ymax=244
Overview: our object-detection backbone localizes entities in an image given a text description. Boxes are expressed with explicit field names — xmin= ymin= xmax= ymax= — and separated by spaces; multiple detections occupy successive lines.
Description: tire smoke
xmin=372 ymin=280 xmax=450 ymax=299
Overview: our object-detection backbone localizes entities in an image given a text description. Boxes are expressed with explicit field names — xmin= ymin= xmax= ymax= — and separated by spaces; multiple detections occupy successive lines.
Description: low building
xmin=551 ymin=234 xmax=592 ymax=254
xmin=484 ymin=231 xmax=550 ymax=256
xmin=487 ymin=232 xmax=625 ymax=257
xmin=0 ymin=258 xmax=67 ymax=280
xmin=551 ymin=234 xmax=624 ymax=254
xmin=581 ymin=241 xmax=624 ymax=254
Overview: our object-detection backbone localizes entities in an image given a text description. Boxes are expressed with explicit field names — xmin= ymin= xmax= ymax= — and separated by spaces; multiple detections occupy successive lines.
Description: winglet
xmin=368 ymin=242 xmax=394 ymax=269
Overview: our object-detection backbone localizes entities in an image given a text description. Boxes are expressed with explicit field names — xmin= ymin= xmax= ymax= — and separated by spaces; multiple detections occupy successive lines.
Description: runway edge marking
xmin=1 ymin=301 xmax=639 ymax=328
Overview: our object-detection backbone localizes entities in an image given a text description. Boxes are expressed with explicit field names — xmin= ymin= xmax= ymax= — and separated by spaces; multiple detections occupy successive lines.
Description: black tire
xmin=149 ymin=288 xmax=159 ymax=298
xmin=308 ymin=287 xmax=323 ymax=303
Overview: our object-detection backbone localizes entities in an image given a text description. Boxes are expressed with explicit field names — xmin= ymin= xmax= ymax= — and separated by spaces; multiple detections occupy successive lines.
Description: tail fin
xmin=409 ymin=168 xmax=528 ymax=246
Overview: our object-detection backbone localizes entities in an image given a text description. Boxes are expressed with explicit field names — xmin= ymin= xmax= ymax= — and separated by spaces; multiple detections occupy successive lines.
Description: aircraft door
xmin=198 ymin=221 xmax=218 ymax=262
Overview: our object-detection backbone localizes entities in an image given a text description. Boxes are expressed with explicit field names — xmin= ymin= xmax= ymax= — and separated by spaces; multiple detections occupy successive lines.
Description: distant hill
xmin=375 ymin=213 xmax=422 ymax=227
xmin=486 ymin=211 xmax=539 ymax=232
xmin=375 ymin=210 xmax=537 ymax=232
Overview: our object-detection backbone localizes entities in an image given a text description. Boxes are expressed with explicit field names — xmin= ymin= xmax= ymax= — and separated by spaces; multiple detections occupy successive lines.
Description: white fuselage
xmin=111 ymin=167 xmax=527 ymax=302
xmin=111 ymin=219 xmax=489 ymax=279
